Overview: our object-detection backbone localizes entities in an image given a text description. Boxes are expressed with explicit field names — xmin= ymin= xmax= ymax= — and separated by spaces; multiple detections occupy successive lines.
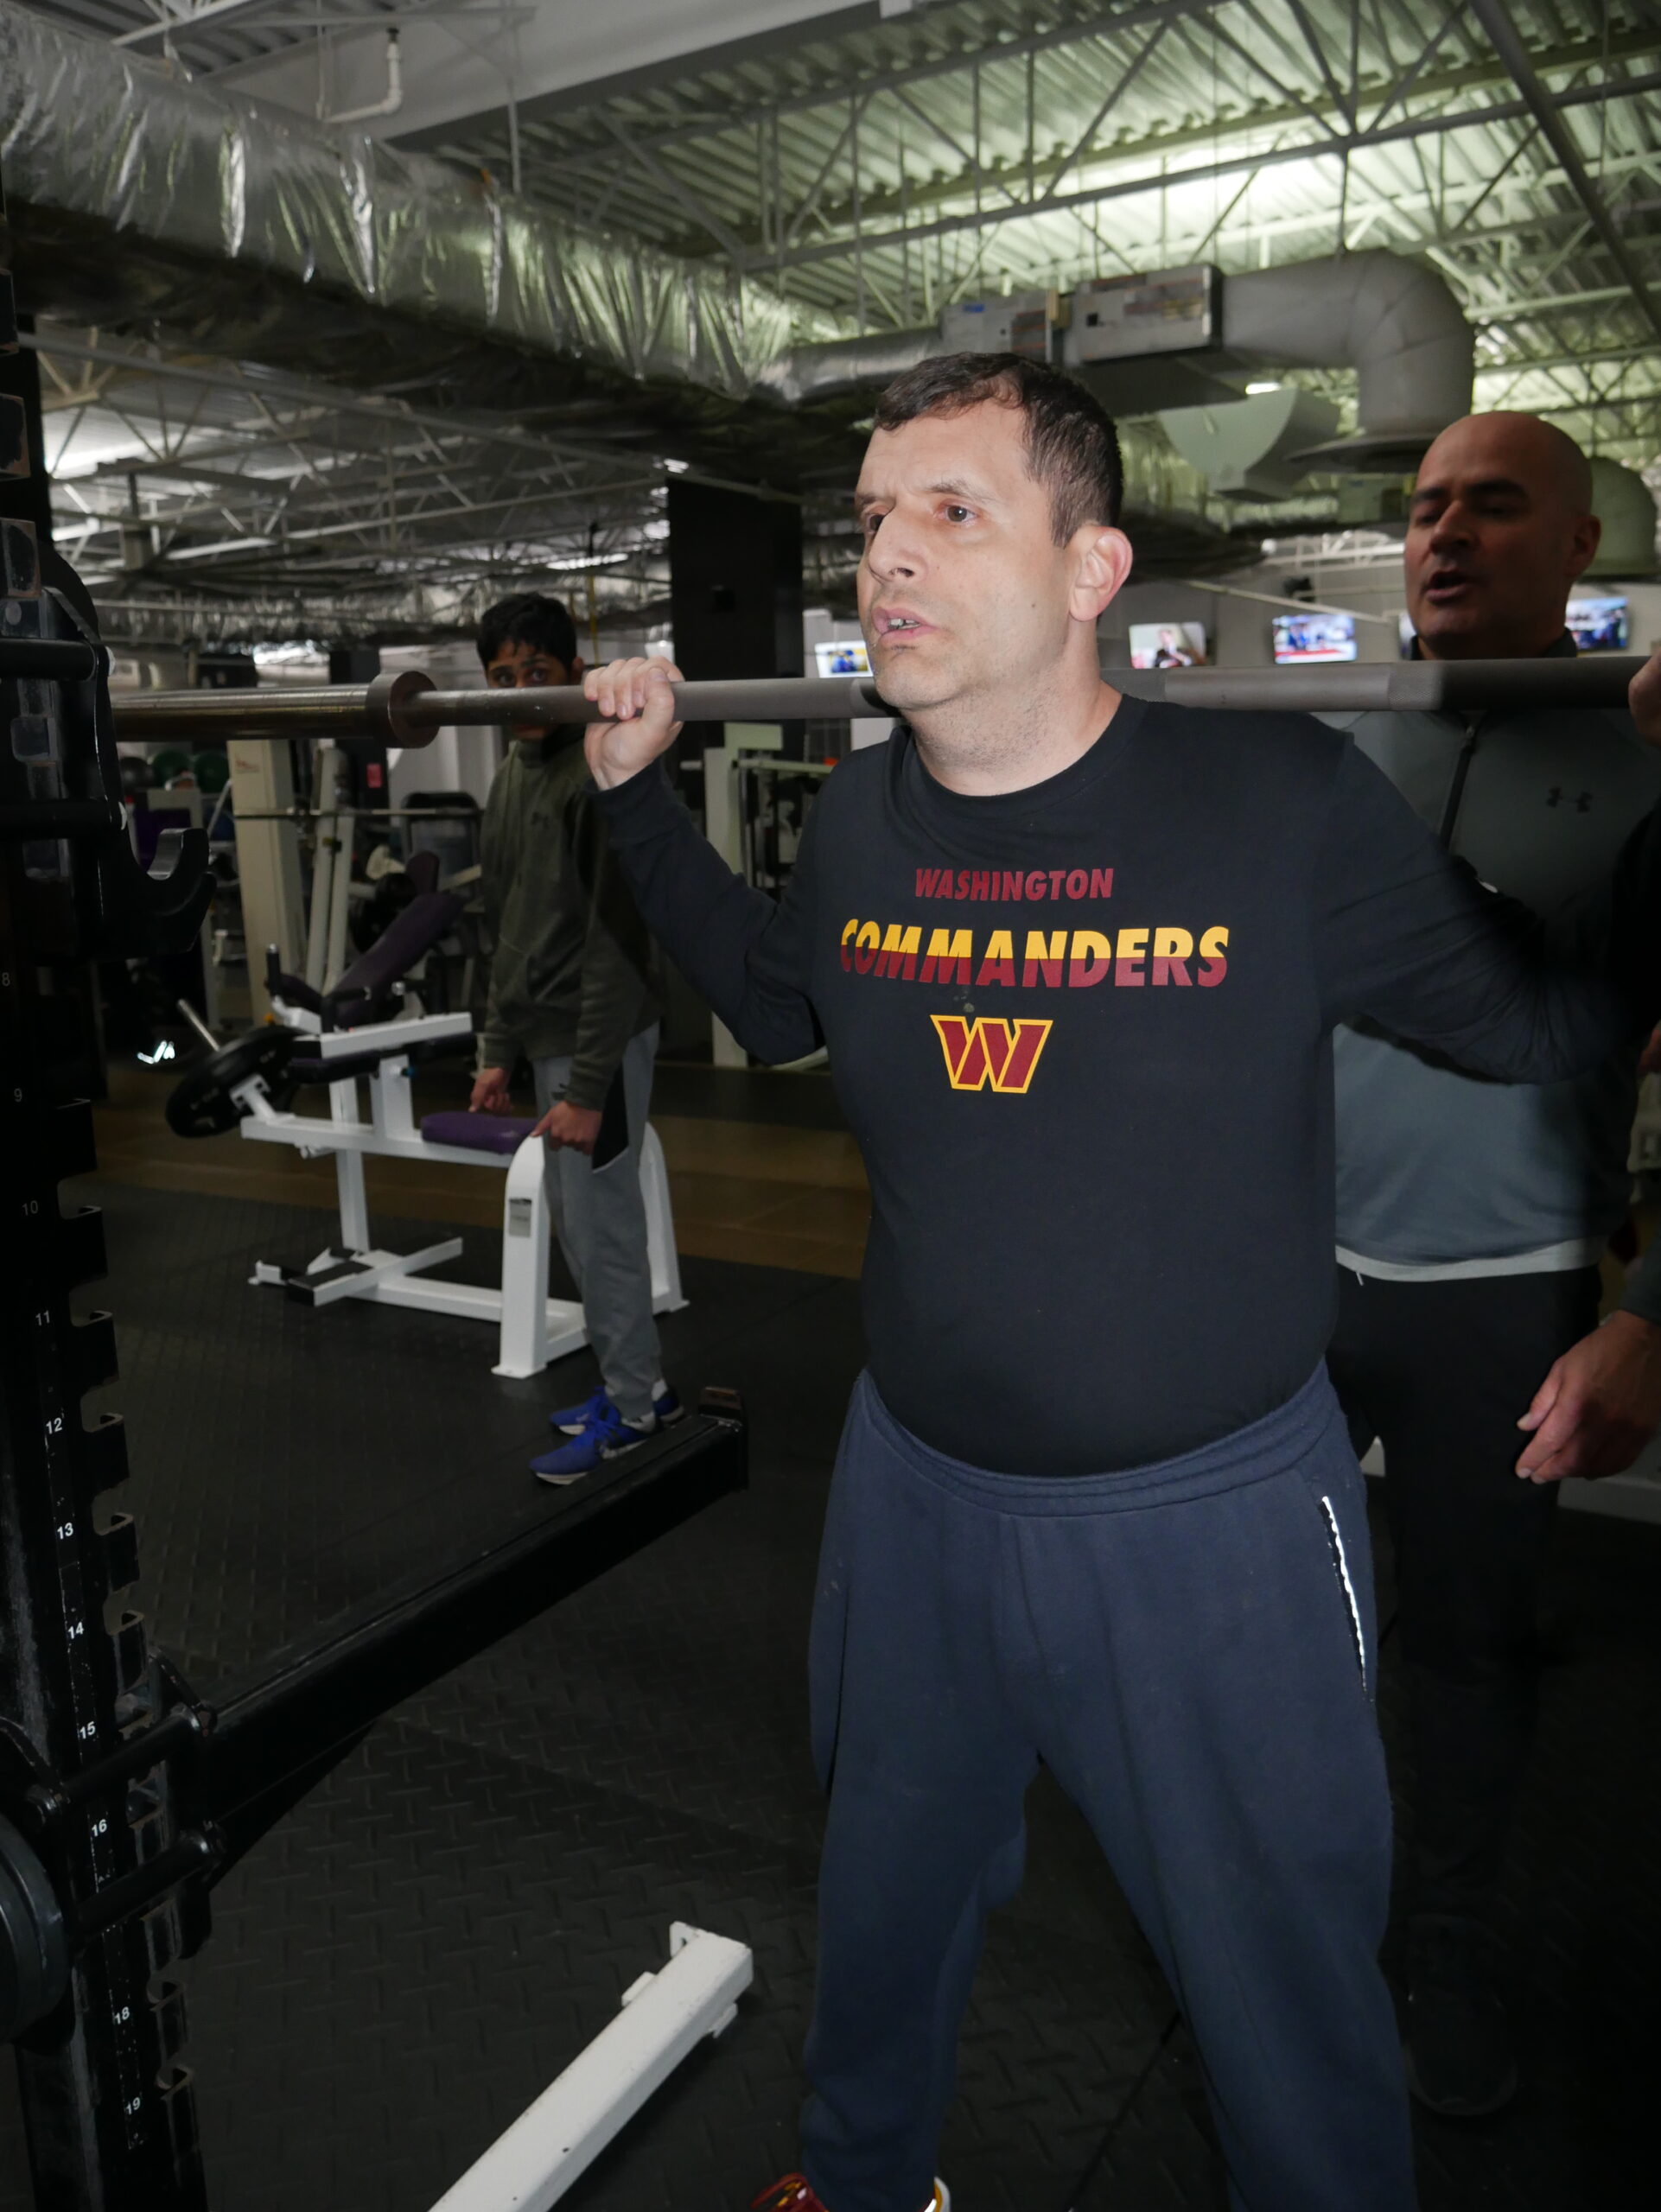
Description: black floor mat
xmin=1 ymin=1179 xmax=1657 ymax=2210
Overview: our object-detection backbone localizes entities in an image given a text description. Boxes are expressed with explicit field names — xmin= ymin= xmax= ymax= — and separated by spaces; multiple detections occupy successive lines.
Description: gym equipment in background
xmin=167 ymin=917 xmax=686 ymax=1380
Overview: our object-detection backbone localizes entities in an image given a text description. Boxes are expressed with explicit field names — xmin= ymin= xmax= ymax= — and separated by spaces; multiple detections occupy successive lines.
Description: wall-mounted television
xmin=1565 ymin=595 xmax=1630 ymax=652
xmin=1129 ymin=620 xmax=1209 ymax=670
xmin=814 ymin=639 xmax=872 ymax=677
xmin=1272 ymin=611 xmax=1358 ymax=664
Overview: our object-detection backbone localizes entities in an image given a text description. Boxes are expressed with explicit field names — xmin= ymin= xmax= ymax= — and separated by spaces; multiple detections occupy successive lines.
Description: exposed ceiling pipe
xmin=769 ymin=251 xmax=1473 ymax=480
xmin=0 ymin=1 xmax=821 ymax=408
xmin=1219 ymin=251 xmax=1473 ymax=472
xmin=0 ymin=3 xmax=1469 ymax=530
xmin=326 ymin=29 xmax=404 ymax=130
xmin=1586 ymin=457 xmax=1658 ymax=579
xmin=756 ymin=327 xmax=936 ymax=405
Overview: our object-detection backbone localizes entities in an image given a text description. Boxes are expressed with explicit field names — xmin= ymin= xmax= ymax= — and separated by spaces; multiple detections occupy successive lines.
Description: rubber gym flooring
xmin=3 ymin=1081 xmax=1660 ymax=2210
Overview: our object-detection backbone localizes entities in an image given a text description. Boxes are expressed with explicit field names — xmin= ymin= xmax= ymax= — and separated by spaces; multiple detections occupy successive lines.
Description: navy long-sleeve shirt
xmin=597 ymin=697 xmax=1661 ymax=1475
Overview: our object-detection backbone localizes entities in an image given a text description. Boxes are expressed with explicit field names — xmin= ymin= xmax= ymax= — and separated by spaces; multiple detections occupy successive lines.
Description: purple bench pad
xmin=420 ymin=1110 xmax=538 ymax=1156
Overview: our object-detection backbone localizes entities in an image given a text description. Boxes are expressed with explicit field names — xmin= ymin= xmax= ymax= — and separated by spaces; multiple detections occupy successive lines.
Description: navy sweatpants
xmin=802 ymin=1369 xmax=1415 ymax=2212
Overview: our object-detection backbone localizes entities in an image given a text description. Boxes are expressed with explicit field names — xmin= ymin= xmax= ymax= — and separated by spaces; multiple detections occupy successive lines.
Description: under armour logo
xmin=1545 ymin=787 xmax=1593 ymax=813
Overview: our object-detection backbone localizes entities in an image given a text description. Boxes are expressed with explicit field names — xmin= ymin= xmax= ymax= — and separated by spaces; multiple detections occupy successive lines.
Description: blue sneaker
xmin=550 ymin=1382 xmax=684 ymax=1437
xmin=549 ymin=1384 xmax=612 ymax=1436
xmin=531 ymin=1402 xmax=658 ymax=1486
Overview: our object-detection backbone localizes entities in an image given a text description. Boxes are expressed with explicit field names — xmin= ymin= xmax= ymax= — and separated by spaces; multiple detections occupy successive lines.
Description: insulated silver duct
xmin=0 ymin=0 xmax=823 ymax=404
xmin=758 ymin=328 xmax=937 ymax=407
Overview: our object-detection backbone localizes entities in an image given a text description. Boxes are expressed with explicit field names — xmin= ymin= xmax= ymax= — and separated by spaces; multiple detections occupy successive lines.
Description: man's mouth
xmin=1422 ymin=569 xmax=1478 ymax=603
xmin=875 ymin=608 xmax=935 ymax=639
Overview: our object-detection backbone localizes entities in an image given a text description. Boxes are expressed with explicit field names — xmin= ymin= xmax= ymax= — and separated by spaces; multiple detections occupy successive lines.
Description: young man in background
xmin=468 ymin=591 xmax=678 ymax=1479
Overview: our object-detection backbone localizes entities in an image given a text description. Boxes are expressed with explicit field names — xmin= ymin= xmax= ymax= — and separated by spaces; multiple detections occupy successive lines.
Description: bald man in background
xmin=1324 ymin=413 xmax=1661 ymax=2117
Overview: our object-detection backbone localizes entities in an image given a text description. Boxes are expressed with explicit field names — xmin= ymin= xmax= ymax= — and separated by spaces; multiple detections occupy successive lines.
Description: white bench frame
xmin=427 ymin=1923 xmax=752 ymax=2211
xmin=230 ymin=1006 xmax=685 ymax=1376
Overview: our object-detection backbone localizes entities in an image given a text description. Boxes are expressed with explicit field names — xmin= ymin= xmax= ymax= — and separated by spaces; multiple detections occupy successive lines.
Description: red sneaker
xmin=749 ymin=2179 xmax=950 ymax=2212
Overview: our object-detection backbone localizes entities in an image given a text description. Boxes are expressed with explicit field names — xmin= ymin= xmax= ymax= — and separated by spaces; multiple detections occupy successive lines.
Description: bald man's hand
xmin=1517 ymin=1311 xmax=1661 ymax=1481
xmin=1631 ymin=649 xmax=1661 ymax=747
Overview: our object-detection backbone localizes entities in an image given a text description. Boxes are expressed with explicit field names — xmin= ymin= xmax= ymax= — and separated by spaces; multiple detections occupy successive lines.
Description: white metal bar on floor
xmin=251 ymin=1238 xmax=466 ymax=1306
xmin=427 ymin=1924 xmax=753 ymax=2212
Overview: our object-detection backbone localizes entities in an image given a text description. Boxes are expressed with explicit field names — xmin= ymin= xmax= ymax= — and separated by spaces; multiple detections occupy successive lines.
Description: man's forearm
xmin=593 ymin=766 xmax=819 ymax=1065
xmin=1323 ymin=745 xmax=1661 ymax=1086
xmin=477 ymin=979 xmax=514 ymax=1072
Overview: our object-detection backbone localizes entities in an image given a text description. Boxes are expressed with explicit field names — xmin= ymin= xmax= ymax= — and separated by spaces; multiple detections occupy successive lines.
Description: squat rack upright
xmin=0 ymin=164 xmax=746 ymax=2212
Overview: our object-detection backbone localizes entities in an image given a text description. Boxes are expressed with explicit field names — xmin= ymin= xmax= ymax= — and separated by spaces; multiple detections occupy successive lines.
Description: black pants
xmin=1326 ymin=1263 xmax=1602 ymax=1923
xmin=803 ymin=1369 xmax=1412 ymax=2212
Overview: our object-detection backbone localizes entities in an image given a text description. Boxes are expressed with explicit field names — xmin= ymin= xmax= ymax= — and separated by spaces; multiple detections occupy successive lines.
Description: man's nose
xmin=867 ymin=527 xmax=920 ymax=582
xmin=1428 ymin=501 xmax=1473 ymax=547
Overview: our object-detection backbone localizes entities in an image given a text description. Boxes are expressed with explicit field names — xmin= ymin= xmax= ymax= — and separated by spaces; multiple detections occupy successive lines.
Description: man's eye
xmin=862 ymin=512 xmax=883 ymax=536
xmin=945 ymin=505 xmax=972 ymax=524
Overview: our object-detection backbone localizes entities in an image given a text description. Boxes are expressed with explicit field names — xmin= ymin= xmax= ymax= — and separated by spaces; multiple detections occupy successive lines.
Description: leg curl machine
xmin=164 ymin=886 xmax=684 ymax=1378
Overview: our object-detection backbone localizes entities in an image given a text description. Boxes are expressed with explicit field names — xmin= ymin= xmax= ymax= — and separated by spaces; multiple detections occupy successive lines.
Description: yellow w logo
xmin=931 ymin=1015 xmax=1053 ymax=1094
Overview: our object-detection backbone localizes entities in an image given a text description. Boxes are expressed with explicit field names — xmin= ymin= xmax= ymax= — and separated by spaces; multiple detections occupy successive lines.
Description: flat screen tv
xmin=1129 ymin=620 xmax=1209 ymax=670
xmin=1272 ymin=611 xmax=1358 ymax=664
xmin=814 ymin=639 xmax=872 ymax=677
xmin=1565 ymin=595 xmax=1630 ymax=652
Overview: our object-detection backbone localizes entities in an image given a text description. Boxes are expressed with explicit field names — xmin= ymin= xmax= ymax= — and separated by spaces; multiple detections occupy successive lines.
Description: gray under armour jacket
xmin=1327 ymin=639 xmax=1661 ymax=1324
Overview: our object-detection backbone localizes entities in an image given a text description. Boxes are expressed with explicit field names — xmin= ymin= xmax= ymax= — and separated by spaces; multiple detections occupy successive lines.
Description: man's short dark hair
xmin=872 ymin=353 xmax=1123 ymax=542
xmin=477 ymin=592 xmax=579 ymax=671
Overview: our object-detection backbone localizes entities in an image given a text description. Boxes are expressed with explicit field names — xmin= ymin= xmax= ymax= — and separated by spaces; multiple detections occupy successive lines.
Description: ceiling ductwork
xmin=0 ymin=1 xmax=823 ymax=424
xmin=768 ymin=251 xmax=1474 ymax=488
xmin=1586 ymin=458 xmax=1659 ymax=580
xmin=1219 ymin=251 xmax=1473 ymax=474
xmin=0 ymin=4 xmax=1473 ymax=570
xmin=1156 ymin=387 xmax=1344 ymax=503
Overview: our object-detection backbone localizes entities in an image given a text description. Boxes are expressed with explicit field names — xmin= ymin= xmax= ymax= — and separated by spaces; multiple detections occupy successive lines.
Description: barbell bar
xmin=108 ymin=656 xmax=1651 ymax=748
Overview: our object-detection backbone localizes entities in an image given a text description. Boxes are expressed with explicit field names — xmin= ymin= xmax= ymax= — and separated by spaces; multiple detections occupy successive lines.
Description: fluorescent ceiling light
xmin=544 ymin=550 xmax=633 ymax=572
xmin=169 ymin=535 xmax=277 ymax=560
xmin=1245 ymin=381 xmax=1281 ymax=395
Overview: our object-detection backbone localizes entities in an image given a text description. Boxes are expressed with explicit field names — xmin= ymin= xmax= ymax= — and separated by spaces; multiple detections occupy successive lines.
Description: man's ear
xmin=1070 ymin=525 xmax=1135 ymax=624
xmin=1565 ymin=512 xmax=1601 ymax=587
xmin=567 ymin=655 xmax=586 ymax=683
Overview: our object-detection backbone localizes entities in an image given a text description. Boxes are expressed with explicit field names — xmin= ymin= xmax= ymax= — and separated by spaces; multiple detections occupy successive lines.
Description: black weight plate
xmin=0 ymin=1815 xmax=67 ymax=2044
xmin=166 ymin=1027 xmax=298 ymax=1140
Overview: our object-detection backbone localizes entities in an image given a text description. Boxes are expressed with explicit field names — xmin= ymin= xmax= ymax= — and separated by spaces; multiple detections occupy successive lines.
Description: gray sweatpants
xmin=531 ymin=1024 xmax=662 ymax=1424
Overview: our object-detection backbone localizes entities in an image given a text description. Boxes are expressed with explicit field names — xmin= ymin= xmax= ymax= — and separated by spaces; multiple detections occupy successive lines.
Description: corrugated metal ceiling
xmin=7 ymin=0 xmax=1658 ymax=628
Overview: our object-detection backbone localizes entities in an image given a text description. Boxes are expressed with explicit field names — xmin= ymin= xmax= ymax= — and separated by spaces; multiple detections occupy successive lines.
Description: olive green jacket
xmin=477 ymin=733 xmax=661 ymax=1109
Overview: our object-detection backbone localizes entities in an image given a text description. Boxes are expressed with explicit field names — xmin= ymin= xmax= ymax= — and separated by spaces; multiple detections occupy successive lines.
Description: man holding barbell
xmin=1324 ymin=413 xmax=1661 ymax=2117
xmin=581 ymin=354 xmax=1661 ymax=2212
